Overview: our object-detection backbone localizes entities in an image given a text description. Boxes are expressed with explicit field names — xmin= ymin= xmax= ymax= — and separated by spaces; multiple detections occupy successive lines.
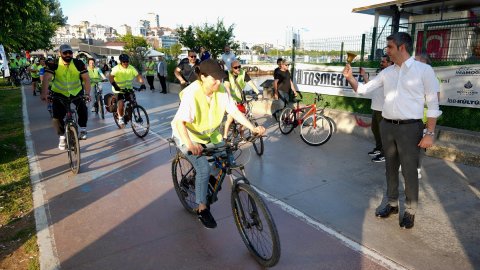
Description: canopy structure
xmin=145 ymin=49 xmax=164 ymax=57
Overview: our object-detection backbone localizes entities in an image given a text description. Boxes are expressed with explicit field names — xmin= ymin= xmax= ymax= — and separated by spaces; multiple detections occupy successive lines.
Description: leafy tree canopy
xmin=177 ymin=19 xmax=239 ymax=59
xmin=118 ymin=34 xmax=149 ymax=72
xmin=0 ymin=0 xmax=67 ymax=53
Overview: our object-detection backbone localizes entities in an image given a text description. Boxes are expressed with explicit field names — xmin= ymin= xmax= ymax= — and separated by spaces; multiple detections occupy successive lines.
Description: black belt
xmin=383 ymin=118 xmax=422 ymax=125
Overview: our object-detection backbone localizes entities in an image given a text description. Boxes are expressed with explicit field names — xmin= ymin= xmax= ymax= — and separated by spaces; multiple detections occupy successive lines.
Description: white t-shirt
xmin=221 ymin=52 xmax=236 ymax=71
xmin=171 ymin=81 xmax=238 ymax=145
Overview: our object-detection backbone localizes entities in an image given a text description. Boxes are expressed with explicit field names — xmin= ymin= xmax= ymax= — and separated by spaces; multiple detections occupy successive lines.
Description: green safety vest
xmin=145 ymin=61 xmax=155 ymax=76
xmin=179 ymin=81 xmax=227 ymax=144
xmin=88 ymin=67 xmax=101 ymax=83
xmin=111 ymin=65 xmax=138 ymax=93
xmin=228 ymin=70 xmax=246 ymax=102
xmin=50 ymin=59 xmax=83 ymax=97
xmin=31 ymin=64 xmax=42 ymax=78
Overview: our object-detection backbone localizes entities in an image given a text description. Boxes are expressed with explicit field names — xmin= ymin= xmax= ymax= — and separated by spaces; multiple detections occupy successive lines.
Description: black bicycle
xmin=170 ymin=136 xmax=281 ymax=267
xmin=92 ymin=81 xmax=105 ymax=119
xmin=112 ymin=87 xmax=150 ymax=138
xmin=50 ymin=95 xmax=85 ymax=174
xmin=224 ymin=91 xmax=264 ymax=156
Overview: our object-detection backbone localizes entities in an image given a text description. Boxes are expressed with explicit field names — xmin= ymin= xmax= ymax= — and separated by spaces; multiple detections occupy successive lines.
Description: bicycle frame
xmin=292 ymin=101 xmax=317 ymax=127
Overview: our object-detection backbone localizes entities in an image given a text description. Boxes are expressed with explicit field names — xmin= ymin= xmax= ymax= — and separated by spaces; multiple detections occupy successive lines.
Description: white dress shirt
xmin=357 ymin=57 xmax=442 ymax=120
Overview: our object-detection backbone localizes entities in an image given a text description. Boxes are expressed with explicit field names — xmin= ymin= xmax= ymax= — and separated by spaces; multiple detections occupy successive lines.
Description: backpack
xmin=103 ymin=93 xmax=116 ymax=113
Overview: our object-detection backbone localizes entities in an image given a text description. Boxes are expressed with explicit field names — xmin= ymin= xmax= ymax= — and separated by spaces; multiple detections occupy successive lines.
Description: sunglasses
xmin=62 ymin=51 xmax=73 ymax=55
xmin=189 ymin=55 xmax=197 ymax=58
xmin=232 ymin=66 xmax=241 ymax=69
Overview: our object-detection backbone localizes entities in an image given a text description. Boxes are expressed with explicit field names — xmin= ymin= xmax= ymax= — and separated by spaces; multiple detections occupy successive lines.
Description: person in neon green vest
xmin=171 ymin=59 xmax=266 ymax=229
xmin=29 ymin=58 xmax=44 ymax=96
xmin=144 ymin=56 xmax=156 ymax=91
xmin=109 ymin=53 xmax=146 ymax=126
xmin=223 ymin=60 xmax=261 ymax=140
xmin=41 ymin=44 xmax=91 ymax=149
xmin=87 ymin=58 xmax=107 ymax=113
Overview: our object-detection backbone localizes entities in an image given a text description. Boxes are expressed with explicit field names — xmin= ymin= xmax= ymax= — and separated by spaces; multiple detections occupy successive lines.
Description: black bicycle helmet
xmin=119 ymin=54 xmax=129 ymax=62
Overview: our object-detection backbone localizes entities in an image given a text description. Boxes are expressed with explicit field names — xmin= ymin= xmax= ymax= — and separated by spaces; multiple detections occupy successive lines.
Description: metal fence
xmin=295 ymin=16 xmax=480 ymax=64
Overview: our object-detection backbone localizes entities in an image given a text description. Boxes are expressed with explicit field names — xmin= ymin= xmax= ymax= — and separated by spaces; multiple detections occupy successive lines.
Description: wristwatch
xmin=424 ymin=130 xmax=435 ymax=136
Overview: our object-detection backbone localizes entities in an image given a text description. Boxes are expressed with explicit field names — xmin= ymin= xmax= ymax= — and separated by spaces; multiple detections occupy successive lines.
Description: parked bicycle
xmin=49 ymin=95 xmax=84 ymax=174
xmin=170 ymin=135 xmax=281 ymax=267
xmin=278 ymin=93 xmax=334 ymax=146
xmin=92 ymin=81 xmax=106 ymax=119
xmin=111 ymin=87 xmax=150 ymax=138
xmin=224 ymin=90 xmax=264 ymax=156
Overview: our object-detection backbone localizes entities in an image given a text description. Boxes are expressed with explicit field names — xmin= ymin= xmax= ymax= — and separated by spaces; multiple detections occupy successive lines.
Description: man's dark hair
xmin=387 ymin=32 xmax=413 ymax=53
xmin=277 ymin=58 xmax=283 ymax=64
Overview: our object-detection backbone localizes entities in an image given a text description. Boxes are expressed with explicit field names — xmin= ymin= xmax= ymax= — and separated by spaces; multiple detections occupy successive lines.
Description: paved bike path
xmin=25 ymin=87 xmax=387 ymax=270
xmin=25 ymin=82 xmax=480 ymax=270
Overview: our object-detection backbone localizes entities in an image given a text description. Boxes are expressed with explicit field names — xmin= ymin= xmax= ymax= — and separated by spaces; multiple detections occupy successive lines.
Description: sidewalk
xmin=25 ymin=80 xmax=479 ymax=270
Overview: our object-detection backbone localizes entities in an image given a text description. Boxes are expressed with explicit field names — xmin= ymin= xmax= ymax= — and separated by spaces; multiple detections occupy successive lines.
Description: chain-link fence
xmin=295 ymin=16 xmax=480 ymax=64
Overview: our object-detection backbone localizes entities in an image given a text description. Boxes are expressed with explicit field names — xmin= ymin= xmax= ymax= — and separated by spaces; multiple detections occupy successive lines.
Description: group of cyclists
xmin=16 ymin=43 xmax=264 ymax=229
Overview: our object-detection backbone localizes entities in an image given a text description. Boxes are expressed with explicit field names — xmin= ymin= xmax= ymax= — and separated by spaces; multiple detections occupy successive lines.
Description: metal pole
xmin=360 ymin=34 xmax=366 ymax=65
xmin=340 ymin=42 xmax=344 ymax=63
xmin=370 ymin=27 xmax=377 ymax=61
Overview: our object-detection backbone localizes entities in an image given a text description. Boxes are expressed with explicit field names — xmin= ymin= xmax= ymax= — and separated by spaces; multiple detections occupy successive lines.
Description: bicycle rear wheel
xmin=278 ymin=107 xmax=295 ymax=134
xmin=231 ymin=182 xmax=281 ymax=267
xmin=131 ymin=105 xmax=150 ymax=137
xmin=300 ymin=114 xmax=333 ymax=146
xmin=66 ymin=124 xmax=80 ymax=174
xmin=172 ymin=153 xmax=198 ymax=214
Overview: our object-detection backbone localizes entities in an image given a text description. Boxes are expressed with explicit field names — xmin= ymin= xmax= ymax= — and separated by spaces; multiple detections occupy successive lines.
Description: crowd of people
xmin=12 ymin=32 xmax=445 ymax=230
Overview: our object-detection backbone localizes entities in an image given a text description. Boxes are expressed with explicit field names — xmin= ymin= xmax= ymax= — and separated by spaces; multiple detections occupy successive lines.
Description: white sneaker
xmin=58 ymin=136 xmax=66 ymax=150
xmin=417 ymin=168 xmax=422 ymax=179
xmin=91 ymin=106 xmax=96 ymax=112
xmin=79 ymin=129 xmax=87 ymax=140
xmin=118 ymin=117 xmax=125 ymax=126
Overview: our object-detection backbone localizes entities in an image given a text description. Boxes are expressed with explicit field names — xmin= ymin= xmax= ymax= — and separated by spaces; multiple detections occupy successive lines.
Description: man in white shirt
xmin=157 ymin=56 xmax=167 ymax=93
xmin=343 ymin=32 xmax=442 ymax=229
xmin=221 ymin=45 xmax=236 ymax=72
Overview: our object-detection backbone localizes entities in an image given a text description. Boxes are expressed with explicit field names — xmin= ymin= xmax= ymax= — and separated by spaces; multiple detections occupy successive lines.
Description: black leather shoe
xmin=400 ymin=211 xmax=415 ymax=229
xmin=375 ymin=204 xmax=399 ymax=218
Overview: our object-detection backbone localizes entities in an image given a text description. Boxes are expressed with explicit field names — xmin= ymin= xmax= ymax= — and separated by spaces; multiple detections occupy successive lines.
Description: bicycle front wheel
xmin=66 ymin=124 xmax=80 ymax=174
xmin=300 ymin=114 xmax=333 ymax=146
xmin=131 ymin=105 xmax=150 ymax=138
xmin=97 ymin=94 xmax=105 ymax=119
xmin=243 ymin=121 xmax=264 ymax=156
xmin=113 ymin=112 xmax=122 ymax=129
xmin=278 ymin=107 xmax=295 ymax=135
xmin=231 ymin=182 xmax=281 ymax=267
xmin=172 ymin=153 xmax=198 ymax=214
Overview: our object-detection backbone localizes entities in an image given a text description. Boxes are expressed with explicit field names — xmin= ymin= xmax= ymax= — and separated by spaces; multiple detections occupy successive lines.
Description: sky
xmin=59 ymin=0 xmax=386 ymax=45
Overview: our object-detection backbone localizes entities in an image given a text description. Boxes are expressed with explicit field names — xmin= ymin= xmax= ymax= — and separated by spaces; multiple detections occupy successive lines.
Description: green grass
xmin=0 ymin=87 xmax=39 ymax=269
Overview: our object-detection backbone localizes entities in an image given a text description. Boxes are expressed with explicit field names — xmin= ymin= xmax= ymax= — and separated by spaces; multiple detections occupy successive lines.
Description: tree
xmin=118 ymin=34 xmax=149 ymax=72
xmin=0 ymin=0 xmax=67 ymax=53
xmin=169 ymin=44 xmax=182 ymax=59
xmin=177 ymin=19 xmax=239 ymax=59
xmin=251 ymin=45 xmax=265 ymax=55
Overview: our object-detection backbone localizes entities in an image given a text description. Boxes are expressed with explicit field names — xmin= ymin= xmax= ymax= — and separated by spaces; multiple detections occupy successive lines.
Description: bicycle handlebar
xmin=169 ymin=134 xmax=264 ymax=156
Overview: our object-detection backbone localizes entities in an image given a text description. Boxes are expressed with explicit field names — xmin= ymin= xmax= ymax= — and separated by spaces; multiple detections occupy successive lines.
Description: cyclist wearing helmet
xmin=109 ymin=53 xmax=146 ymax=126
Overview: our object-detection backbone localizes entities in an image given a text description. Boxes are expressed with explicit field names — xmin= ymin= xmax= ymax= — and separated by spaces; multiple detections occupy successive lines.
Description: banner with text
xmin=293 ymin=64 xmax=480 ymax=109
